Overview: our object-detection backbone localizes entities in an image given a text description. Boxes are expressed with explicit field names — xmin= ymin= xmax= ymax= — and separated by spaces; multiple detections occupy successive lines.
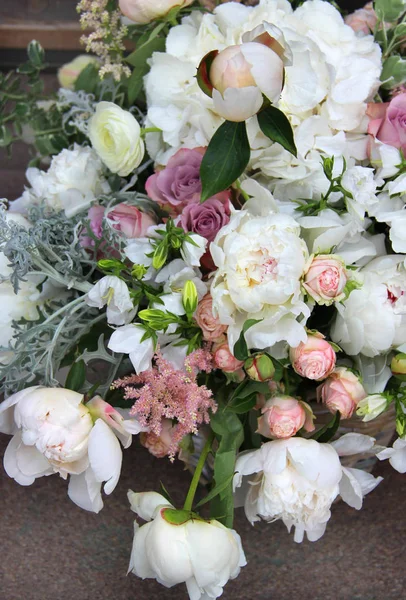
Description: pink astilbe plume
xmin=112 ymin=350 xmax=216 ymax=460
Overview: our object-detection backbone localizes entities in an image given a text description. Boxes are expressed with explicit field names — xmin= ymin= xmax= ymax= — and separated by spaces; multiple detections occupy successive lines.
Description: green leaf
xmin=311 ymin=411 xmax=341 ymax=443
xmin=374 ymin=0 xmax=406 ymax=22
xmin=200 ymin=120 xmax=250 ymax=203
xmin=233 ymin=318 xmax=263 ymax=361
xmin=27 ymin=40 xmax=45 ymax=68
xmin=127 ymin=65 xmax=148 ymax=104
xmin=125 ymin=28 xmax=166 ymax=68
xmin=227 ymin=394 xmax=257 ymax=414
xmin=65 ymin=360 xmax=86 ymax=392
xmin=195 ymin=473 xmax=235 ymax=509
xmin=381 ymin=55 xmax=406 ymax=90
xmin=257 ymin=105 xmax=297 ymax=157
xmin=74 ymin=63 xmax=100 ymax=94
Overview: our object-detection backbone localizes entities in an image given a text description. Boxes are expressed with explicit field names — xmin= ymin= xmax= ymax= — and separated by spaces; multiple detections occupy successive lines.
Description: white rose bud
xmin=57 ymin=54 xmax=99 ymax=90
xmin=127 ymin=491 xmax=246 ymax=600
xmin=89 ymin=101 xmax=145 ymax=176
xmin=119 ymin=0 xmax=193 ymax=24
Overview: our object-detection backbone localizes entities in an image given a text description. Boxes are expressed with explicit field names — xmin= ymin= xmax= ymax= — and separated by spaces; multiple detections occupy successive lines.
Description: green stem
xmin=183 ymin=431 xmax=215 ymax=511
xmin=0 ymin=91 xmax=26 ymax=101
xmin=36 ymin=128 xmax=63 ymax=136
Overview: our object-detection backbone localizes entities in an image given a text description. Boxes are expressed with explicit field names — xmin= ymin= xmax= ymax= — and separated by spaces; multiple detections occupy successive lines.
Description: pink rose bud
xmin=106 ymin=203 xmax=155 ymax=239
xmin=257 ymin=396 xmax=315 ymax=439
xmin=140 ymin=418 xmax=176 ymax=458
xmin=303 ymin=254 xmax=348 ymax=305
xmin=195 ymin=294 xmax=227 ymax=341
xmin=391 ymin=353 xmax=406 ymax=381
xmin=317 ymin=367 xmax=367 ymax=420
xmin=290 ymin=333 xmax=336 ymax=381
xmin=367 ymin=94 xmax=406 ymax=156
xmin=244 ymin=353 xmax=275 ymax=381
xmin=213 ymin=340 xmax=244 ymax=373
xmin=344 ymin=3 xmax=377 ymax=35
xmin=119 ymin=0 xmax=193 ymax=24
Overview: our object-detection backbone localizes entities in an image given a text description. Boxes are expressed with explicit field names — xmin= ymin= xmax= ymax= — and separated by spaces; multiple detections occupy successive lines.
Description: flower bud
xmin=391 ymin=353 xmax=406 ymax=381
xmin=213 ymin=340 xmax=244 ymax=373
xmin=140 ymin=419 xmax=176 ymax=459
xmin=119 ymin=0 xmax=193 ymax=24
xmin=290 ymin=333 xmax=336 ymax=381
xmin=57 ymin=55 xmax=99 ymax=90
xmin=356 ymin=394 xmax=389 ymax=422
xmin=195 ymin=293 xmax=227 ymax=342
xmin=106 ymin=203 xmax=155 ymax=239
xmin=244 ymin=353 xmax=275 ymax=381
xmin=182 ymin=280 xmax=198 ymax=315
xmin=317 ymin=367 xmax=366 ymax=419
xmin=303 ymin=254 xmax=348 ymax=305
xmin=257 ymin=396 xmax=315 ymax=439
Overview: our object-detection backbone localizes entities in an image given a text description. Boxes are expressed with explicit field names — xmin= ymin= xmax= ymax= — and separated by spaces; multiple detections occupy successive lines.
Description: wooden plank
xmin=0 ymin=22 xmax=83 ymax=50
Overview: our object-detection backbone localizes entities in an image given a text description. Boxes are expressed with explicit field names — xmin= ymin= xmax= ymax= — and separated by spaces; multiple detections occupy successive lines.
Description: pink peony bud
xmin=140 ymin=419 xmax=176 ymax=458
xmin=317 ymin=367 xmax=367 ymax=420
xmin=344 ymin=3 xmax=377 ymax=35
xmin=257 ymin=396 xmax=315 ymax=439
xmin=212 ymin=339 xmax=244 ymax=373
xmin=106 ymin=203 xmax=155 ymax=239
xmin=195 ymin=294 xmax=227 ymax=341
xmin=119 ymin=0 xmax=193 ymax=24
xmin=303 ymin=254 xmax=348 ymax=305
xmin=290 ymin=333 xmax=336 ymax=381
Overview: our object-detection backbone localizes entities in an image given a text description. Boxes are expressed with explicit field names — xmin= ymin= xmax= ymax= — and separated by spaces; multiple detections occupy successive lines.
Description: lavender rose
xmin=180 ymin=197 xmax=231 ymax=242
xmin=145 ymin=147 xmax=204 ymax=212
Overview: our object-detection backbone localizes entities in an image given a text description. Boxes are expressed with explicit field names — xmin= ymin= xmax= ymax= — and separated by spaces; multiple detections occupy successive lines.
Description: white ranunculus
xmin=234 ymin=433 xmax=382 ymax=542
xmin=332 ymin=255 xmax=406 ymax=356
xmin=85 ymin=275 xmax=136 ymax=325
xmin=127 ymin=491 xmax=246 ymax=600
xmin=89 ymin=102 xmax=145 ymax=176
xmin=377 ymin=438 xmax=406 ymax=473
xmin=108 ymin=323 xmax=155 ymax=373
xmin=12 ymin=144 xmax=110 ymax=217
xmin=210 ymin=209 xmax=309 ymax=350
xmin=0 ymin=386 xmax=139 ymax=512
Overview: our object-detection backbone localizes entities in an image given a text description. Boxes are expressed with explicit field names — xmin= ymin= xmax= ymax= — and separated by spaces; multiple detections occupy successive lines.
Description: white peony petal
xmin=0 ymin=386 xmax=41 ymax=434
xmin=16 ymin=441 xmax=52 ymax=477
xmin=212 ymin=87 xmax=263 ymax=122
xmin=128 ymin=490 xmax=172 ymax=521
xmin=234 ymin=449 xmax=265 ymax=489
xmin=128 ymin=521 xmax=156 ymax=578
xmin=68 ymin=468 xmax=103 ymax=513
xmin=331 ymin=433 xmax=376 ymax=456
xmin=88 ymin=419 xmax=122 ymax=495
xmin=4 ymin=433 xmax=37 ymax=485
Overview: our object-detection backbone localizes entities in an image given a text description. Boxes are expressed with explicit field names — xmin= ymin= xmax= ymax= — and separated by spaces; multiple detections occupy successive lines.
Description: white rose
xmin=0 ymin=386 xmax=138 ymax=512
xmin=210 ymin=209 xmax=309 ymax=350
xmin=127 ymin=491 xmax=246 ymax=600
xmin=332 ymin=255 xmax=406 ymax=356
xmin=89 ymin=102 xmax=145 ymax=176
xmin=234 ymin=434 xmax=382 ymax=542
xmin=12 ymin=144 xmax=110 ymax=217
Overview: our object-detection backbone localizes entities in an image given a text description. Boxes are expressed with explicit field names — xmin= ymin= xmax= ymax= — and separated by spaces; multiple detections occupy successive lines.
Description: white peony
xmin=12 ymin=144 xmax=110 ymax=218
xmin=0 ymin=387 xmax=142 ymax=512
xmin=127 ymin=491 xmax=246 ymax=600
xmin=89 ymin=102 xmax=145 ymax=176
xmin=234 ymin=433 xmax=382 ymax=542
xmin=332 ymin=255 xmax=406 ymax=356
xmin=210 ymin=208 xmax=309 ymax=350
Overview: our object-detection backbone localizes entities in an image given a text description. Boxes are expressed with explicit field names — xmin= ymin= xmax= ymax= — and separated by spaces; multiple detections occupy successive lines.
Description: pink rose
xmin=140 ymin=419 xmax=176 ymax=459
xmin=180 ymin=194 xmax=231 ymax=242
xmin=317 ymin=367 xmax=367 ymax=420
xmin=145 ymin=147 xmax=205 ymax=212
xmin=290 ymin=333 xmax=336 ymax=381
xmin=213 ymin=339 xmax=244 ymax=373
xmin=367 ymin=94 xmax=406 ymax=155
xmin=106 ymin=202 xmax=155 ymax=239
xmin=257 ymin=396 xmax=315 ymax=439
xmin=344 ymin=3 xmax=377 ymax=35
xmin=195 ymin=294 xmax=227 ymax=341
xmin=303 ymin=254 xmax=348 ymax=304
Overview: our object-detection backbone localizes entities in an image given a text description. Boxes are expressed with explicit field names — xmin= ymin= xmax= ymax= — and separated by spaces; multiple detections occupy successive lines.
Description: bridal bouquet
xmin=1 ymin=0 xmax=406 ymax=597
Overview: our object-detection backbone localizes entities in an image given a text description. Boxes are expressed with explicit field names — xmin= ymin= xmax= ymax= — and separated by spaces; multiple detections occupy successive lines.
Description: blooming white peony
xmin=0 ymin=386 xmax=142 ymax=512
xmin=12 ymin=144 xmax=110 ymax=218
xmin=210 ymin=209 xmax=310 ymax=350
xmin=127 ymin=491 xmax=246 ymax=600
xmin=234 ymin=433 xmax=382 ymax=542
xmin=332 ymin=255 xmax=406 ymax=356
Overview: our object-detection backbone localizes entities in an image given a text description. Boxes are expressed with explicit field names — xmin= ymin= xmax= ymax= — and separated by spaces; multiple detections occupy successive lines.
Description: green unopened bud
xmin=131 ymin=264 xmax=148 ymax=281
xmin=356 ymin=394 xmax=389 ymax=422
xmin=138 ymin=308 xmax=176 ymax=331
xmin=182 ymin=280 xmax=198 ymax=315
xmin=152 ymin=240 xmax=168 ymax=270
xmin=244 ymin=353 xmax=275 ymax=382
xmin=391 ymin=353 xmax=406 ymax=381
xmin=170 ymin=235 xmax=182 ymax=249
xmin=97 ymin=258 xmax=125 ymax=272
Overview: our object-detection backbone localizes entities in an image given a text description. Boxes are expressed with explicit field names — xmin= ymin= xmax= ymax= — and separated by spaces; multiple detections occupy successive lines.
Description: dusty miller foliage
xmin=0 ymin=192 xmax=155 ymax=396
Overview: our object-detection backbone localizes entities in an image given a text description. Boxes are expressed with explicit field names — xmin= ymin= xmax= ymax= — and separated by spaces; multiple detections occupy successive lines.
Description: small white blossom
xmin=86 ymin=276 xmax=135 ymax=325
